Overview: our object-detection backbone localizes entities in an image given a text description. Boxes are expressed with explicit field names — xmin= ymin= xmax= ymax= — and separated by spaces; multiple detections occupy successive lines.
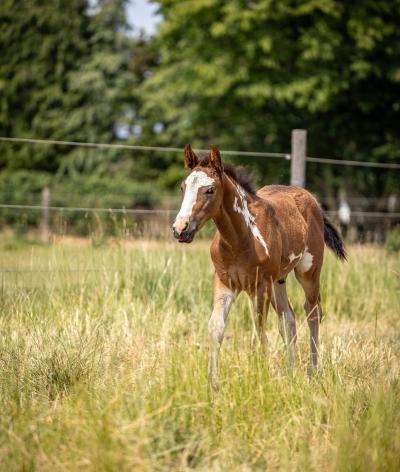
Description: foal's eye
xmin=206 ymin=187 xmax=215 ymax=195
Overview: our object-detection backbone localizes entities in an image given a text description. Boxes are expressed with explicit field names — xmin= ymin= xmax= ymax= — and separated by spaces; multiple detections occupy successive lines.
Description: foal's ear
xmin=210 ymin=145 xmax=223 ymax=174
xmin=184 ymin=144 xmax=199 ymax=169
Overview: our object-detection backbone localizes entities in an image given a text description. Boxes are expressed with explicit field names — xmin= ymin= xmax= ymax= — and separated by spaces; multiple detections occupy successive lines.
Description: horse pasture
xmin=0 ymin=241 xmax=399 ymax=470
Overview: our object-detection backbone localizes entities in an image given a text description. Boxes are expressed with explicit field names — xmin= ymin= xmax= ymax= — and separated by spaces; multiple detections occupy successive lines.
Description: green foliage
xmin=0 ymin=0 xmax=147 ymax=178
xmin=0 ymin=0 xmax=90 ymax=170
xmin=156 ymin=163 xmax=187 ymax=189
xmin=0 ymin=170 xmax=161 ymax=235
xmin=0 ymin=0 xmax=170 ymax=233
xmin=143 ymin=0 xmax=400 ymax=196
xmin=385 ymin=225 xmax=400 ymax=253
xmin=0 ymin=0 xmax=399 ymax=217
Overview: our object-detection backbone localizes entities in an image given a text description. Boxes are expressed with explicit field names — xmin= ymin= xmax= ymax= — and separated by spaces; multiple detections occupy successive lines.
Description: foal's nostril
xmin=173 ymin=220 xmax=189 ymax=237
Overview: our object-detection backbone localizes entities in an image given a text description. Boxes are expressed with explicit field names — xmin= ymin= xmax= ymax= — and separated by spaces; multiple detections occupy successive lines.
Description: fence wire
xmin=0 ymin=204 xmax=171 ymax=214
xmin=0 ymin=137 xmax=287 ymax=160
xmin=1 ymin=136 xmax=400 ymax=169
xmin=1 ymin=203 xmax=399 ymax=219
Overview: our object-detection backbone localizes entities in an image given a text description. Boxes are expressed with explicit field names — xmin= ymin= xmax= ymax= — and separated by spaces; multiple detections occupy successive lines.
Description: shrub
xmin=0 ymin=170 xmax=163 ymax=236
xmin=385 ymin=225 xmax=400 ymax=253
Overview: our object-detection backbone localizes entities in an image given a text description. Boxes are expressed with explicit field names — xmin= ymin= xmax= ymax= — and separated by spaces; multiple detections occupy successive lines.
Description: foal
xmin=173 ymin=144 xmax=346 ymax=388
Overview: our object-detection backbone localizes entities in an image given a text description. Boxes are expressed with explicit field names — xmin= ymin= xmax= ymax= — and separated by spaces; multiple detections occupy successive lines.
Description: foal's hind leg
xmin=208 ymin=274 xmax=235 ymax=390
xmin=270 ymin=281 xmax=297 ymax=369
xmin=294 ymin=268 xmax=323 ymax=372
xmin=252 ymin=284 xmax=271 ymax=351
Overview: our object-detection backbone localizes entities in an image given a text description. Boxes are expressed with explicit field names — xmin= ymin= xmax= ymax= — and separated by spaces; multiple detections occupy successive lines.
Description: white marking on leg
xmin=233 ymin=184 xmax=269 ymax=257
xmin=176 ymin=171 xmax=215 ymax=220
xmin=208 ymin=282 xmax=235 ymax=390
xmin=297 ymin=247 xmax=314 ymax=273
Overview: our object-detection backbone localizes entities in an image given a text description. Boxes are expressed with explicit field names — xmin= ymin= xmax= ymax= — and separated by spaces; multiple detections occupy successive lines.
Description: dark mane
xmin=197 ymin=155 xmax=257 ymax=195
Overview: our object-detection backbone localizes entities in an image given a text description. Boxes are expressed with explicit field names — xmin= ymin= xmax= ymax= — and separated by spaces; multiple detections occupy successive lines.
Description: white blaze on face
xmin=176 ymin=171 xmax=215 ymax=220
xmin=233 ymin=184 xmax=269 ymax=257
xmin=297 ymin=246 xmax=314 ymax=273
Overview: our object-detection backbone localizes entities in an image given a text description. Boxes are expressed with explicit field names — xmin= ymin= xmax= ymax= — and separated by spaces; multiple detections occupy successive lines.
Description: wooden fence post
xmin=41 ymin=187 xmax=50 ymax=243
xmin=290 ymin=129 xmax=307 ymax=187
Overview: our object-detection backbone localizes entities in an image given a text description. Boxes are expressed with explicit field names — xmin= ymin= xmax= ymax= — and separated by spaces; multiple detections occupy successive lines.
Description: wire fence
xmin=0 ymin=137 xmax=288 ymax=160
xmin=0 ymin=204 xmax=172 ymax=215
xmin=0 ymin=135 xmax=399 ymax=245
xmin=1 ymin=136 xmax=400 ymax=169
xmin=0 ymin=203 xmax=399 ymax=219
xmin=0 ymin=191 xmax=392 ymax=202
xmin=0 ymin=199 xmax=398 ymax=248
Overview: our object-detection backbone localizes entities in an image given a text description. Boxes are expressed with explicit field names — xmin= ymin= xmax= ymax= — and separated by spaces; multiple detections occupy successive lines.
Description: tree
xmin=59 ymin=0 xmax=134 ymax=177
xmin=143 ymin=0 xmax=400 ymax=195
xmin=0 ymin=0 xmax=90 ymax=171
xmin=0 ymin=0 xmax=161 ymax=220
xmin=0 ymin=0 xmax=132 ymax=175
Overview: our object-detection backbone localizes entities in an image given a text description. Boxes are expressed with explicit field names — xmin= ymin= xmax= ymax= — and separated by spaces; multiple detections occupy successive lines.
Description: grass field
xmin=0 ymin=240 xmax=399 ymax=471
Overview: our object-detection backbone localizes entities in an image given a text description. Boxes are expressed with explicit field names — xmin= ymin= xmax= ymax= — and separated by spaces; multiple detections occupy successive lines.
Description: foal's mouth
xmin=177 ymin=230 xmax=195 ymax=243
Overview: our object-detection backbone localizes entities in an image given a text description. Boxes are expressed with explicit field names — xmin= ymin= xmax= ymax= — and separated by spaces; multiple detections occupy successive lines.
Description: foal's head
xmin=172 ymin=144 xmax=224 ymax=243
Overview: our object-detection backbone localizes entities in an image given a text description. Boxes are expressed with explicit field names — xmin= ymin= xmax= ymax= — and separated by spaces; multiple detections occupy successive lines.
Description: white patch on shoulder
xmin=297 ymin=247 xmax=314 ymax=273
xmin=233 ymin=184 xmax=269 ymax=257
xmin=176 ymin=171 xmax=215 ymax=219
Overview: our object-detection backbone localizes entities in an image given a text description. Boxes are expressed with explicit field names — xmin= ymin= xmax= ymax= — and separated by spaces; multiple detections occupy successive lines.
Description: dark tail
xmin=323 ymin=215 xmax=347 ymax=261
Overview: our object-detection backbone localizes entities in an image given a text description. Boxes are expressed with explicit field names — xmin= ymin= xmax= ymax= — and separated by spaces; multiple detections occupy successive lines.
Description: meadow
xmin=0 ymin=239 xmax=399 ymax=471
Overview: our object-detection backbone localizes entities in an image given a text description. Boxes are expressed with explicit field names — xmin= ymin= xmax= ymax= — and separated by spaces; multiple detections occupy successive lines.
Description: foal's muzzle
xmin=174 ymin=229 xmax=195 ymax=243
xmin=172 ymin=219 xmax=197 ymax=243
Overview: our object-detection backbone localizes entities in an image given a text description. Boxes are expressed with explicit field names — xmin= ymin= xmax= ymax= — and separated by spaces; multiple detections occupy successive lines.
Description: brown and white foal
xmin=173 ymin=145 xmax=346 ymax=388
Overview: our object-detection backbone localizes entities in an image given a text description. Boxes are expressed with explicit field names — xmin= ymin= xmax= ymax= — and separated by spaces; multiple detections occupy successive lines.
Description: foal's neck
xmin=213 ymin=173 xmax=257 ymax=250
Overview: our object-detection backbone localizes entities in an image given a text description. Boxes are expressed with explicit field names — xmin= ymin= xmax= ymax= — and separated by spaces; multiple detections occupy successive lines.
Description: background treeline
xmin=1 ymin=0 xmax=399 ymax=222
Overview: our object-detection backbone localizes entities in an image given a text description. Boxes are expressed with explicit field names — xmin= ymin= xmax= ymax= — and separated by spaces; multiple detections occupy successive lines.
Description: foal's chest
xmin=214 ymin=258 xmax=271 ymax=293
xmin=211 ymin=236 xmax=278 ymax=293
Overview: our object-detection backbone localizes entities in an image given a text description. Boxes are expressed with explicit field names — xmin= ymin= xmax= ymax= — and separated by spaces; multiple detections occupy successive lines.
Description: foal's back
xmin=258 ymin=185 xmax=323 ymax=225
xmin=257 ymin=185 xmax=325 ymax=264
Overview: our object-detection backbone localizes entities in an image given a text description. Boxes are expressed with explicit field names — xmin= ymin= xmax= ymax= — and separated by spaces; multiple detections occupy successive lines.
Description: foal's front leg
xmin=208 ymin=275 xmax=235 ymax=390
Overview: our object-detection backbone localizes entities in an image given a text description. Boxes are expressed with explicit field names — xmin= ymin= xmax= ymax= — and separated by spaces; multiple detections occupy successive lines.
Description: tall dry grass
xmin=0 ymin=241 xmax=399 ymax=470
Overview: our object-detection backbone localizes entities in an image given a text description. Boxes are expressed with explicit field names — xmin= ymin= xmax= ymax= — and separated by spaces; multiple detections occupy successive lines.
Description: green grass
xmin=0 ymin=240 xmax=399 ymax=471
